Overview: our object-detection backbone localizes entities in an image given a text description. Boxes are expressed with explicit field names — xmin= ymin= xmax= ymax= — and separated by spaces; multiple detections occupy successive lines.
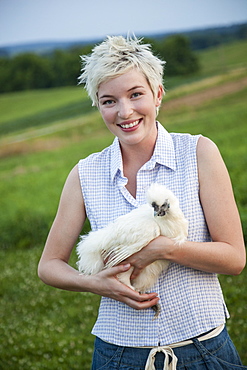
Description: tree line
xmin=0 ymin=35 xmax=200 ymax=94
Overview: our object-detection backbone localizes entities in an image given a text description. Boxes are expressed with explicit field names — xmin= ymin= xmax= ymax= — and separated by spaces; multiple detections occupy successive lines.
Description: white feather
xmin=77 ymin=183 xmax=188 ymax=294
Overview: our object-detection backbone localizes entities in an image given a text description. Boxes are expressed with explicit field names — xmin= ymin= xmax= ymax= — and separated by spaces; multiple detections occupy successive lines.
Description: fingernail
xmin=123 ymin=263 xmax=130 ymax=270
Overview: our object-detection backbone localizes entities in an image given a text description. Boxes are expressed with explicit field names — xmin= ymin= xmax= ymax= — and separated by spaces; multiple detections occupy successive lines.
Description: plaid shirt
xmin=78 ymin=122 xmax=229 ymax=346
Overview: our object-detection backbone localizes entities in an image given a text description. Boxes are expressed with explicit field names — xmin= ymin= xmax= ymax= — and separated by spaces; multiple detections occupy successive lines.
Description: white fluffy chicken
xmin=77 ymin=183 xmax=188 ymax=318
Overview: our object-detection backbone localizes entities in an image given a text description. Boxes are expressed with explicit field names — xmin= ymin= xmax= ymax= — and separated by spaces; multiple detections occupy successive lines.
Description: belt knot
xmin=144 ymin=345 xmax=178 ymax=370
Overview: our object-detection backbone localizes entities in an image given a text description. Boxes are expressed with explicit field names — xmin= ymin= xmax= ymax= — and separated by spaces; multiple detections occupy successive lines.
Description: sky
xmin=0 ymin=0 xmax=247 ymax=47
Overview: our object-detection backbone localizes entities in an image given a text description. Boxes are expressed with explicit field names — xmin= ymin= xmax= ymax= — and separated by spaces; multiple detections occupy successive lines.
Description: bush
xmin=157 ymin=35 xmax=200 ymax=75
xmin=9 ymin=53 xmax=53 ymax=91
xmin=0 ymin=45 xmax=93 ymax=93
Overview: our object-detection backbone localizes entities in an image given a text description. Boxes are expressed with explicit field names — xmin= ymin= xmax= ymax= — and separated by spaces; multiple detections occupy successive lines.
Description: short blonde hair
xmin=78 ymin=35 xmax=165 ymax=107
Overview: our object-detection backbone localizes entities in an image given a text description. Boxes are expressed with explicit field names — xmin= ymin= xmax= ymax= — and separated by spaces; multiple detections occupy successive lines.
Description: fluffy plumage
xmin=77 ymin=183 xmax=188 ymax=300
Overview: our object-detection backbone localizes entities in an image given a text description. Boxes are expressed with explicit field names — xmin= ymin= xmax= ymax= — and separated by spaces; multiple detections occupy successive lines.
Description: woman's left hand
xmin=122 ymin=236 xmax=173 ymax=280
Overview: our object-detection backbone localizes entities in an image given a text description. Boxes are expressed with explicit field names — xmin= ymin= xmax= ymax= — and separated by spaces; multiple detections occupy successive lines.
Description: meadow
xmin=0 ymin=40 xmax=247 ymax=368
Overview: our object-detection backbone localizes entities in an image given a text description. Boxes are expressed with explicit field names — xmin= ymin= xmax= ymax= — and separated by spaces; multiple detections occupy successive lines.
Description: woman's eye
xmin=131 ymin=92 xmax=142 ymax=98
xmin=102 ymin=99 xmax=114 ymax=105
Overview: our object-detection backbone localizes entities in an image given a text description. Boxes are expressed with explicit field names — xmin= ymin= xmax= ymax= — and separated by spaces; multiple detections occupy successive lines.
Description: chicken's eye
xmin=152 ymin=202 xmax=159 ymax=212
xmin=162 ymin=200 xmax=170 ymax=209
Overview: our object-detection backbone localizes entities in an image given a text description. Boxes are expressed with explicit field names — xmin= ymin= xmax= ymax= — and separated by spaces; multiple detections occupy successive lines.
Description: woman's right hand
xmin=86 ymin=263 xmax=160 ymax=310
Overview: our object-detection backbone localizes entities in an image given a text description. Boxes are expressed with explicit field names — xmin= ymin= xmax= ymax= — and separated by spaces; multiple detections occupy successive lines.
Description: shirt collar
xmin=151 ymin=122 xmax=177 ymax=170
xmin=110 ymin=138 xmax=123 ymax=182
xmin=110 ymin=121 xmax=177 ymax=182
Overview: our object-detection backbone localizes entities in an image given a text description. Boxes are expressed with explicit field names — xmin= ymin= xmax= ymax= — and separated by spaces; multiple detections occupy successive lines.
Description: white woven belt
xmin=144 ymin=324 xmax=225 ymax=370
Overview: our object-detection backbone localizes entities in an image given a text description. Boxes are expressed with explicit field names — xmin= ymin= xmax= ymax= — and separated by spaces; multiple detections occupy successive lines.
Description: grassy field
xmin=0 ymin=40 xmax=247 ymax=368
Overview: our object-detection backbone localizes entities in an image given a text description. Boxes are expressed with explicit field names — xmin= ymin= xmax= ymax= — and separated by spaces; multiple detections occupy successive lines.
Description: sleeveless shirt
xmin=78 ymin=122 xmax=229 ymax=346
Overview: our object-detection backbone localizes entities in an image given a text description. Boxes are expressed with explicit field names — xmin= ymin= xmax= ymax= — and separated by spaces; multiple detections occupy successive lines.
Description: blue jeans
xmin=91 ymin=326 xmax=246 ymax=369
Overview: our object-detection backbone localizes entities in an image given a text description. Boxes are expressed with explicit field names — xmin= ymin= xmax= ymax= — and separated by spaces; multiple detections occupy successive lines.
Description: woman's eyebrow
xmin=99 ymin=94 xmax=114 ymax=100
xmin=99 ymin=85 xmax=145 ymax=100
xmin=128 ymin=85 xmax=145 ymax=91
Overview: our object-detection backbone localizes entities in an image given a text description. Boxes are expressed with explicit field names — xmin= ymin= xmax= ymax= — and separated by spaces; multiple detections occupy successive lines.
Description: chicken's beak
xmin=158 ymin=210 xmax=166 ymax=216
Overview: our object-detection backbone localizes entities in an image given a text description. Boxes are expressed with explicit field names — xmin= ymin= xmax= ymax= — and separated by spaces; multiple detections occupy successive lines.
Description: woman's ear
xmin=155 ymin=85 xmax=164 ymax=107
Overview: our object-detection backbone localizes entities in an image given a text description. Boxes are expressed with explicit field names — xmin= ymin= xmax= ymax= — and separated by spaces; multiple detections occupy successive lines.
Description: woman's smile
xmin=118 ymin=118 xmax=142 ymax=131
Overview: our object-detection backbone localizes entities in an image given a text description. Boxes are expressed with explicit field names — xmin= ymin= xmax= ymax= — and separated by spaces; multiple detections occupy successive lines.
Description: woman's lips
xmin=118 ymin=119 xmax=142 ymax=131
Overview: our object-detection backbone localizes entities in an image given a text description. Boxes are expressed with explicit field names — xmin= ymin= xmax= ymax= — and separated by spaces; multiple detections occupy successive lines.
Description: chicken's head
xmin=151 ymin=200 xmax=170 ymax=217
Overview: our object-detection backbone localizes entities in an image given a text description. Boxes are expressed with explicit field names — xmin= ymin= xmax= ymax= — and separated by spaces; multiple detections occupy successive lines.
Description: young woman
xmin=38 ymin=36 xmax=246 ymax=369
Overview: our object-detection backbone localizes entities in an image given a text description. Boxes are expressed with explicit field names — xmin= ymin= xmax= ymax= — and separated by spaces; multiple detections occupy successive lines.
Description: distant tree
xmin=237 ymin=24 xmax=247 ymax=39
xmin=189 ymin=32 xmax=222 ymax=50
xmin=8 ymin=53 xmax=53 ymax=91
xmin=0 ymin=48 xmax=9 ymax=58
xmin=0 ymin=58 xmax=12 ymax=93
xmin=49 ymin=44 xmax=93 ymax=87
xmin=0 ymin=44 xmax=95 ymax=93
xmin=155 ymin=35 xmax=200 ymax=76
xmin=49 ymin=49 xmax=77 ymax=87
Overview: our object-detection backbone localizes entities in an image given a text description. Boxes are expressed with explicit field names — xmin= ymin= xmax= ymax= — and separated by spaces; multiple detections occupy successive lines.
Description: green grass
xmin=199 ymin=40 xmax=247 ymax=76
xmin=0 ymin=40 xmax=247 ymax=368
xmin=0 ymin=248 xmax=100 ymax=369
xmin=0 ymin=86 xmax=86 ymax=124
xmin=0 ymin=87 xmax=94 ymax=136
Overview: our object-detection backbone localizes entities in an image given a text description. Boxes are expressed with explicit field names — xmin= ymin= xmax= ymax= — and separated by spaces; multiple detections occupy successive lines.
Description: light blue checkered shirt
xmin=78 ymin=122 xmax=229 ymax=346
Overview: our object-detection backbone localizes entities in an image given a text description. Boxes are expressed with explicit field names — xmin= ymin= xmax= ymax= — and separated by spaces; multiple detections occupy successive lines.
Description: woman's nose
xmin=117 ymin=100 xmax=133 ymax=119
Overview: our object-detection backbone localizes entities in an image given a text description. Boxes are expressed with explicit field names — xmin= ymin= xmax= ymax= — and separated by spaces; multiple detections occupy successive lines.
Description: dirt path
xmin=162 ymin=76 xmax=247 ymax=111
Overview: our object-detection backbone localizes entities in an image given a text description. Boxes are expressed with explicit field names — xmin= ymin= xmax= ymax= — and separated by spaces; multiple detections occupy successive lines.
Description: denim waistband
xmin=144 ymin=324 xmax=225 ymax=370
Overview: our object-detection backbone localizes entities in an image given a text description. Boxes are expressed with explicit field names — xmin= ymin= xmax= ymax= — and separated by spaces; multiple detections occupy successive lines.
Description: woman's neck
xmin=122 ymin=144 xmax=154 ymax=170
xmin=120 ymin=124 xmax=158 ymax=171
xmin=120 ymin=141 xmax=156 ymax=198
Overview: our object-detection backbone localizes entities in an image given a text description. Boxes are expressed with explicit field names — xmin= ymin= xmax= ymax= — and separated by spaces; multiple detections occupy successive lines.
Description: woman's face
xmin=97 ymin=69 xmax=163 ymax=148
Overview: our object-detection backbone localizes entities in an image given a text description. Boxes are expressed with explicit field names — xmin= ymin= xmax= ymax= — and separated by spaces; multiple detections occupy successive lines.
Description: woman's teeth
xmin=120 ymin=120 xmax=140 ymax=129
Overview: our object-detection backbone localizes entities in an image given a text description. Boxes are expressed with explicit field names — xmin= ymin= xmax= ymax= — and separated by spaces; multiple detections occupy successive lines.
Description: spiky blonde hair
xmin=78 ymin=35 xmax=165 ymax=107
